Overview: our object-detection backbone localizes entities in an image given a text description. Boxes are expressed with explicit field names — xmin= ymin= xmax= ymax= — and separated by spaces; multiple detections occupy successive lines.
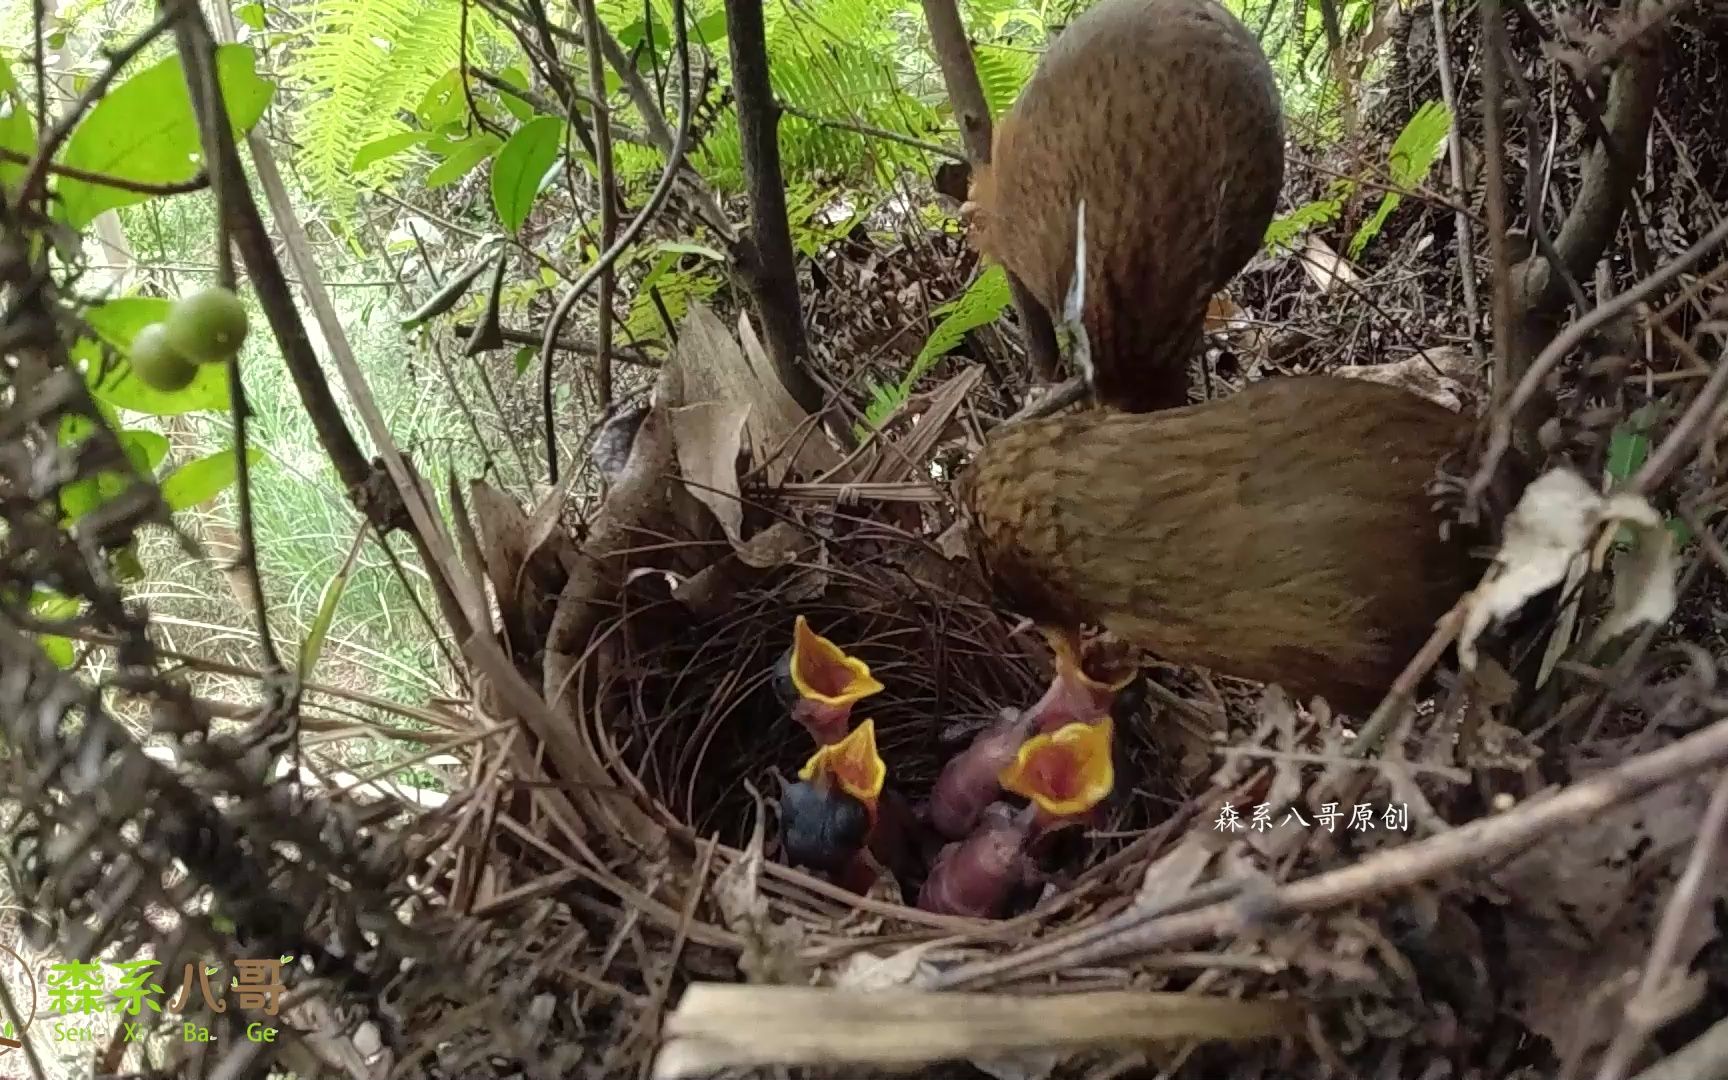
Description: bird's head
xmin=1025 ymin=629 xmax=1136 ymax=732
xmin=999 ymin=716 xmax=1115 ymax=820
xmin=774 ymin=615 xmax=884 ymax=745
xmin=797 ymin=717 xmax=886 ymax=820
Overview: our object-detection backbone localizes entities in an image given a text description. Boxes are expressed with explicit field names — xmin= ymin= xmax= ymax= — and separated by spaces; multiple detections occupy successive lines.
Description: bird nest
xmin=592 ymin=521 xmax=1192 ymax=883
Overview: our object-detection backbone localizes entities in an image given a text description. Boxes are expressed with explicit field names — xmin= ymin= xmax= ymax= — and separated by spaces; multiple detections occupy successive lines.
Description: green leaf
xmin=1264 ymin=182 xmax=1351 ymax=252
xmin=1347 ymin=101 xmax=1450 ymax=259
xmin=512 ymin=346 xmax=533 ymax=375
xmin=352 ymin=128 xmax=434 ymax=171
xmin=123 ymin=429 xmax=171 ymax=474
xmin=695 ymin=10 xmax=729 ymax=43
xmin=426 ymin=132 xmax=502 ymax=188
xmin=656 ymin=240 xmax=727 ymax=262
xmin=81 ymin=297 xmax=231 ymax=415
xmin=908 ymin=265 xmax=1010 ymax=375
xmin=494 ymin=66 xmax=534 ymax=122
xmin=1606 ymin=403 xmax=1660 ymax=487
xmin=416 ymin=69 xmax=466 ymax=128
xmin=236 ymin=2 xmax=267 ymax=30
xmin=30 ymin=589 xmax=79 ymax=668
xmin=0 ymin=54 xmax=37 ymax=193
xmin=299 ymin=528 xmax=365 ymax=679
xmin=56 ymin=45 xmax=275 ymax=228
xmin=160 ymin=447 xmax=262 ymax=510
xmin=491 ymin=116 xmax=562 ymax=233
xmin=1386 ymin=100 xmax=1451 ymax=187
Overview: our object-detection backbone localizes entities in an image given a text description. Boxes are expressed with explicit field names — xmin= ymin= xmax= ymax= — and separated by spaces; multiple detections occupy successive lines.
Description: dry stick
xmin=918 ymin=0 xmax=1060 ymax=381
xmin=539 ymin=0 xmax=693 ymax=482
xmin=15 ymin=8 xmax=177 ymax=204
xmin=778 ymin=101 xmax=966 ymax=162
xmin=722 ymin=0 xmax=823 ymax=415
xmin=172 ymin=0 xmax=286 ymax=686
xmin=1470 ymin=213 xmax=1728 ymax=502
xmin=1479 ymin=0 xmax=1517 ymax=430
xmin=1594 ymin=770 xmax=1728 ymax=1080
xmin=578 ymin=0 xmax=620 ymax=410
xmin=1631 ymin=325 xmax=1728 ymax=494
xmin=935 ymin=715 xmax=1728 ymax=989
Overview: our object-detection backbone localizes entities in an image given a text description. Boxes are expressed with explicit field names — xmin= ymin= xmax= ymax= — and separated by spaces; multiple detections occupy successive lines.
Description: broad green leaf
xmin=236 ymin=2 xmax=266 ymax=29
xmin=57 ymin=45 xmax=275 ymax=228
xmin=495 ymin=66 xmax=534 ymax=122
xmin=123 ymin=429 xmax=171 ymax=474
xmin=694 ymin=10 xmax=729 ymax=43
xmin=491 ymin=116 xmax=563 ymax=233
xmin=1606 ymin=404 xmax=1660 ymax=486
xmin=160 ymin=447 xmax=262 ymax=510
xmin=426 ymin=132 xmax=502 ymax=188
xmin=352 ymin=128 xmax=434 ymax=171
xmin=81 ymin=297 xmax=231 ymax=415
xmin=513 ymin=346 xmax=533 ymax=375
xmin=416 ymin=69 xmax=466 ymax=128
xmin=0 ymin=54 xmax=37 ymax=192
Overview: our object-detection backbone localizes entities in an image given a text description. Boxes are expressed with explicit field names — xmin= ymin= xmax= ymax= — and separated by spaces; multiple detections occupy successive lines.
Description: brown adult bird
xmin=965 ymin=0 xmax=1284 ymax=412
xmin=960 ymin=377 xmax=1495 ymax=715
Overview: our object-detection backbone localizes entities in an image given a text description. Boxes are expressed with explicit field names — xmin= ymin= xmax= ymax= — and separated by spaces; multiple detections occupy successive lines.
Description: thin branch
xmin=579 ymin=0 xmax=620 ymax=413
xmin=0 ymin=148 xmax=209 ymax=195
xmin=778 ymin=101 xmax=965 ymax=161
xmin=722 ymin=0 xmax=822 ymax=413
xmin=17 ymin=8 xmax=178 ymax=206
xmin=1594 ymin=770 xmax=1728 ymax=1080
xmin=933 ymin=714 xmax=1728 ymax=988
xmin=919 ymin=0 xmax=1059 ymax=382
xmin=1428 ymin=0 xmax=1485 ymax=365
xmin=1627 ymin=1018 xmax=1728 ymax=1080
xmin=539 ymin=0 xmax=694 ymax=481
xmin=1470 ymin=213 xmax=1728 ymax=503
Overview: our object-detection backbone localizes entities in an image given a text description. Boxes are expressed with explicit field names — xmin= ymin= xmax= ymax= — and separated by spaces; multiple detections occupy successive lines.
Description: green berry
xmin=130 ymin=322 xmax=198 ymax=391
xmin=164 ymin=286 xmax=249 ymax=363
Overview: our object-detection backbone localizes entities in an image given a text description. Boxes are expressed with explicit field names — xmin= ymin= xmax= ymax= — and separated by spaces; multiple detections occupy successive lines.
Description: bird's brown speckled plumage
xmin=960 ymin=378 xmax=1485 ymax=714
xmin=968 ymin=0 xmax=1284 ymax=412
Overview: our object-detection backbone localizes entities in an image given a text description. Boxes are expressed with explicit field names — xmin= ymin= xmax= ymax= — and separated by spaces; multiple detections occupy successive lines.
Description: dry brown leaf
xmin=1334 ymin=346 xmax=1473 ymax=412
xmin=651 ymin=986 xmax=1304 ymax=1078
xmin=832 ymin=942 xmax=943 ymax=991
xmin=1296 ymin=234 xmax=1359 ymax=292
xmin=710 ymin=795 xmax=807 ymax=986
xmin=1459 ymin=468 xmax=1673 ymax=669
xmin=670 ymin=402 xmax=750 ymax=547
xmin=1136 ymin=835 xmax=1215 ymax=910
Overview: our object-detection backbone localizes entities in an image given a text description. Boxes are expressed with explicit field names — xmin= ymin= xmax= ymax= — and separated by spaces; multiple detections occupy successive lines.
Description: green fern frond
xmin=972 ymin=44 xmax=1034 ymax=117
xmin=289 ymin=0 xmax=494 ymax=207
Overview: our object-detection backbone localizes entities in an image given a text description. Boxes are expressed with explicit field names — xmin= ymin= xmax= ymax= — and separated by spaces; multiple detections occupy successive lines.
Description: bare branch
xmin=721 ymin=0 xmax=823 ymax=413
xmin=918 ymin=0 xmax=1060 ymax=380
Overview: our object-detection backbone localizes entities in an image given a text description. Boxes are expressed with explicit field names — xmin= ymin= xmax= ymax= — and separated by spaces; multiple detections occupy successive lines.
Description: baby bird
xmin=928 ymin=708 xmax=1037 ymax=842
xmin=917 ymin=802 xmax=1041 ymax=919
xmin=773 ymin=615 xmax=884 ymax=745
xmin=778 ymin=719 xmax=890 ymax=893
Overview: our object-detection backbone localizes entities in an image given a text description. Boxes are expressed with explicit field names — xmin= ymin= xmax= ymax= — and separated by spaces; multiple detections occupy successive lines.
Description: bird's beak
xmin=779 ymin=615 xmax=885 ymax=744
xmin=798 ymin=717 xmax=886 ymax=818
xmin=1024 ymin=629 xmax=1133 ymax=732
xmin=998 ymin=716 xmax=1115 ymax=818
